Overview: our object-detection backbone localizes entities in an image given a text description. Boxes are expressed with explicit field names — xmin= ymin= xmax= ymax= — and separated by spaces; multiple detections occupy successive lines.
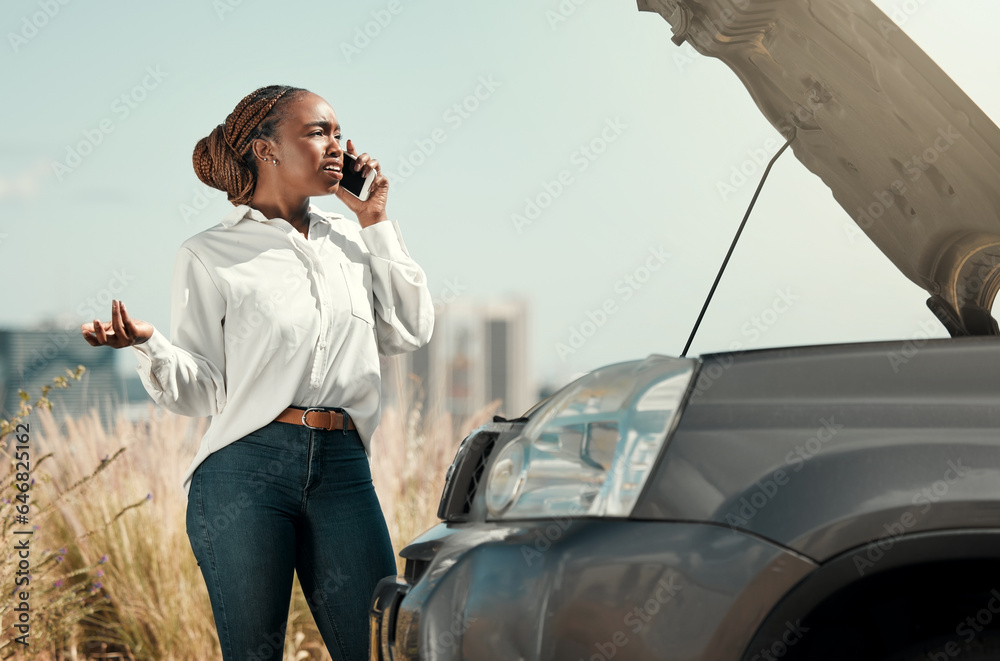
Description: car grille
xmin=437 ymin=429 xmax=499 ymax=522
xmin=404 ymin=557 xmax=430 ymax=584
xmin=462 ymin=434 xmax=497 ymax=514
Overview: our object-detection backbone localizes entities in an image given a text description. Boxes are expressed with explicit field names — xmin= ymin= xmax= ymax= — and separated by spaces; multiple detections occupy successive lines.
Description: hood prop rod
xmin=681 ymin=134 xmax=794 ymax=358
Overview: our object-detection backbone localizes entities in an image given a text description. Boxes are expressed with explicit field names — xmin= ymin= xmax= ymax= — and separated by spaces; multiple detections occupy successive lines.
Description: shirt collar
xmin=219 ymin=203 xmax=333 ymax=229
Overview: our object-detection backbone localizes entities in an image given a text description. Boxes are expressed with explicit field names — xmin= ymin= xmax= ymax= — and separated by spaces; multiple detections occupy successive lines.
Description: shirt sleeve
xmin=131 ymin=246 xmax=228 ymax=417
xmin=359 ymin=219 xmax=435 ymax=357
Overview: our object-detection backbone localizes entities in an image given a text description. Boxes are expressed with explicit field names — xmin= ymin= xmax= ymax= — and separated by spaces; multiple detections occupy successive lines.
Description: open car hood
xmin=639 ymin=0 xmax=1000 ymax=336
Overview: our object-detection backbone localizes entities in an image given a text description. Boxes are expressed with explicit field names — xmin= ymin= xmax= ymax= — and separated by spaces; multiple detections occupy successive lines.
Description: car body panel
xmin=742 ymin=529 xmax=1000 ymax=659
xmin=637 ymin=0 xmax=1000 ymax=334
xmin=371 ymin=338 xmax=1000 ymax=658
xmin=386 ymin=520 xmax=816 ymax=661
xmin=633 ymin=336 xmax=1000 ymax=560
xmin=369 ymin=2 xmax=1000 ymax=658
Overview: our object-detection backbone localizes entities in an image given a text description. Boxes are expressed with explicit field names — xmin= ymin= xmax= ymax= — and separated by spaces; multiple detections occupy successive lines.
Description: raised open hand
xmin=80 ymin=299 xmax=153 ymax=349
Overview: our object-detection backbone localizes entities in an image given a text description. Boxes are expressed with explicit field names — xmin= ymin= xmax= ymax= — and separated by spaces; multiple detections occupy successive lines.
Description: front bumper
xmin=370 ymin=575 xmax=411 ymax=660
xmin=369 ymin=519 xmax=816 ymax=661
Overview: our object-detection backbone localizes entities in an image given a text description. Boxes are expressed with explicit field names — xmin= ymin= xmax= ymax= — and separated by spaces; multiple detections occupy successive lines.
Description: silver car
xmin=370 ymin=0 xmax=1000 ymax=659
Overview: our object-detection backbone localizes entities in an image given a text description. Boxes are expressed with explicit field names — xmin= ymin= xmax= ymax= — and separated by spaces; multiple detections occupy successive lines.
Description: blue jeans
xmin=185 ymin=418 xmax=396 ymax=661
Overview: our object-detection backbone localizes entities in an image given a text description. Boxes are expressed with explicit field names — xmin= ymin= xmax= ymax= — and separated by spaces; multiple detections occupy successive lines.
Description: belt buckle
xmin=301 ymin=407 xmax=331 ymax=431
xmin=301 ymin=406 xmax=350 ymax=432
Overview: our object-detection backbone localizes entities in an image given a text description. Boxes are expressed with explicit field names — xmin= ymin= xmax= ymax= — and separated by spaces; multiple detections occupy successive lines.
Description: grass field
xmin=1 ymin=368 xmax=500 ymax=660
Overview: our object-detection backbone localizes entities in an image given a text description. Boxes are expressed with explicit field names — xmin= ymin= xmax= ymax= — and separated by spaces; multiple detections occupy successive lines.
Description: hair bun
xmin=192 ymin=123 xmax=255 ymax=205
xmin=192 ymin=124 xmax=225 ymax=191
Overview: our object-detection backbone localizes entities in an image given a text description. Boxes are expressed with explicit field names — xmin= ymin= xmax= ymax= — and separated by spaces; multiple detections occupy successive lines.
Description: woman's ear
xmin=250 ymin=137 xmax=274 ymax=165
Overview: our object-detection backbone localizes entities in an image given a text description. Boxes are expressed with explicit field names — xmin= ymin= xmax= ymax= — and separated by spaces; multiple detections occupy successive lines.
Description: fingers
xmin=82 ymin=300 xmax=147 ymax=348
xmin=369 ymin=167 xmax=389 ymax=192
xmin=119 ymin=300 xmax=136 ymax=336
xmin=110 ymin=300 xmax=131 ymax=345
xmin=119 ymin=300 xmax=146 ymax=344
xmin=89 ymin=305 xmax=118 ymax=348
xmin=80 ymin=321 xmax=100 ymax=346
xmin=346 ymin=141 xmax=381 ymax=177
xmin=93 ymin=317 xmax=108 ymax=344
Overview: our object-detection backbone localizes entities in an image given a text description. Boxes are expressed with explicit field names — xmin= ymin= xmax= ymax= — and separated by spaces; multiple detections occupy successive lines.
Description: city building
xmin=382 ymin=297 xmax=533 ymax=424
xmin=0 ymin=324 xmax=145 ymax=430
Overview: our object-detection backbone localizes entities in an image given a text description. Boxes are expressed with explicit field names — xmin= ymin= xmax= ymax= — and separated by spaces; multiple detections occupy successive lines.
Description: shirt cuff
xmin=132 ymin=326 xmax=171 ymax=362
xmin=359 ymin=219 xmax=411 ymax=261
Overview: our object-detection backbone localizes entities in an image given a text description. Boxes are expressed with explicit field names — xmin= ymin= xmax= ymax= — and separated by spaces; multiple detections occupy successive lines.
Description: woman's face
xmin=264 ymin=91 xmax=345 ymax=199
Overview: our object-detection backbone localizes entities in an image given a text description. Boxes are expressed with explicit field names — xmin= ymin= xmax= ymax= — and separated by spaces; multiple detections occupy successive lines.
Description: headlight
xmin=484 ymin=354 xmax=696 ymax=519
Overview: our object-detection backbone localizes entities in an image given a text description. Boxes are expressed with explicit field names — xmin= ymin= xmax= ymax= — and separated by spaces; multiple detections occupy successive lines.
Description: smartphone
xmin=339 ymin=152 xmax=376 ymax=201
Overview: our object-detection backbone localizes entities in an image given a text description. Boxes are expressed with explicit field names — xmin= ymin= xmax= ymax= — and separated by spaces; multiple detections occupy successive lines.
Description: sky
xmin=2 ymin=0 xmax=998 ymax=392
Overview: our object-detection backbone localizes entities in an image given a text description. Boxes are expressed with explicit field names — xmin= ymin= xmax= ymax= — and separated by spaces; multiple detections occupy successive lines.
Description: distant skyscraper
xmin=383 ymin=297 xmax=533 ymax=423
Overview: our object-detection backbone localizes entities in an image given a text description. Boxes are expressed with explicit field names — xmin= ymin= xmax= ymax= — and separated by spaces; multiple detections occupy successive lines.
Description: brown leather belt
xmin=275 ymin=406 xmax=356 ymax=432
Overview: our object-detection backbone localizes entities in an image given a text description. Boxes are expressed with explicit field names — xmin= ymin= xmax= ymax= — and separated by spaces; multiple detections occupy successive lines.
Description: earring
xmin=272 ymin=159 xmax=278 ymax=166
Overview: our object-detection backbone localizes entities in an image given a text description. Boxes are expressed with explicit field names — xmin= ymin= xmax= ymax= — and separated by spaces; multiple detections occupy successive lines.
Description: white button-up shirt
xmin=132 ymin=203 xmax=434 ymax=496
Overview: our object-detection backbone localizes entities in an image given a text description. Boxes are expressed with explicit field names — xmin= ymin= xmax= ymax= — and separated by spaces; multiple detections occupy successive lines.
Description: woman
xmin=80 ymin=84 xmax=434 ymax=660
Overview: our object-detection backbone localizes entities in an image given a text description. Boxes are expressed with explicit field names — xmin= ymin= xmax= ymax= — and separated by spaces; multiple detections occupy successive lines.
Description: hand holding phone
xmin=339 ymin=151 xmax=376 ymax=201
xmin=335 ymin=139 xmax=388 ymax=228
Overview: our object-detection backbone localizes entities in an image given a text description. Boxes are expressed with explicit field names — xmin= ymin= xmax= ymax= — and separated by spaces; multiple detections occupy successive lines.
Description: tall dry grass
xmin=372 ymin=367 xmax=501 ymax=563
xmin=0 ymin=364 xmax=500 ymax=660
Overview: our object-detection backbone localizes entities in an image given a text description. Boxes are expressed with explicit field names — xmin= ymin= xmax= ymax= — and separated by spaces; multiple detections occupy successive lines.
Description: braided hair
xmin=193 ymin=84 xmax=308 ymax=206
